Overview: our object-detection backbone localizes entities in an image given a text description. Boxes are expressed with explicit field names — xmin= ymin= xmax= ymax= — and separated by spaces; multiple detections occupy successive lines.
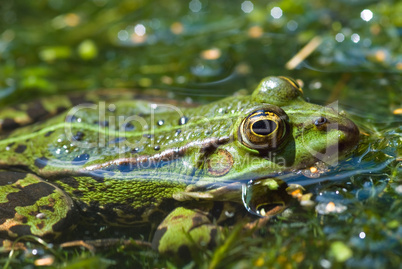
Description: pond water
xmin=0 ymin=0 xmax=401 ymax=268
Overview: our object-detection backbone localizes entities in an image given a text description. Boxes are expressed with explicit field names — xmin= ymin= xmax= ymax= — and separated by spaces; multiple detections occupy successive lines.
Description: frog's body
xmin=0 ymin=77 xmax=359 ymax=253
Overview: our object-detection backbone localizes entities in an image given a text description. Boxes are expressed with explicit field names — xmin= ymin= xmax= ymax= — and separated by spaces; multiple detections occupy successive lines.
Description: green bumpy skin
xmin=0 ymin=76 xmax=360 ymax=254
xmin=0 ymin=171 xmax=77 ymax=239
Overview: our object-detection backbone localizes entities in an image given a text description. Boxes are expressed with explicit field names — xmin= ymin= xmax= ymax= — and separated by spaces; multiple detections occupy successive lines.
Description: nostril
xmin=314 ymin=116 xmax=327 ymax=127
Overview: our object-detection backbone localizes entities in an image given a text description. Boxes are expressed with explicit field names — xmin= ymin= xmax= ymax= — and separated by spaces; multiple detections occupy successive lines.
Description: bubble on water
xmin=189 ymin=0 xmax=202 ymax=12
xmin=118 ymin=30 xmax=129 ymax=41
xmin=287 ymin=20 xmax=298 ymax=31
xmin=241 ymin=1 xmax=253 ymax=13
xmin=351 ymin=33 xmax=360 ymax=43
xmin=335 ymin=33 xmax=345 ymax=42
xmin=134 ymin=24 xmax=146 ymax=36
xmin=361 ymin=9 xmax=373 ymax=22
xmin=271 ymin=7 xmax=283 ymax=19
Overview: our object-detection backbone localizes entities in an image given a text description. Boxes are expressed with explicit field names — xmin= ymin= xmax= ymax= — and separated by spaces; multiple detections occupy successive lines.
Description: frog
xmin=0 ymin=76 xmax=360 ymax=256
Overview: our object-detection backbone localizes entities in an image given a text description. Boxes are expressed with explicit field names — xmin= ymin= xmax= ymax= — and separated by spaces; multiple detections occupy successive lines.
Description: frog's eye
xmin=239 ymin=107 xmax=288 ymax=150
xmin=278 ymin=76 xmax=303 ymax=95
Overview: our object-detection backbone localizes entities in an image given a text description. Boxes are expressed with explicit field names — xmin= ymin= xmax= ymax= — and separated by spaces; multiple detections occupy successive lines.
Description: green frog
xmin=0 ymin=76 xmax=359 ymax=255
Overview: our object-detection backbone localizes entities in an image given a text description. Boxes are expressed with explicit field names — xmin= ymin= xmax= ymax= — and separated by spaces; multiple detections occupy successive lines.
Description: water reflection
xmin=361 ymin=9 xmax=373 ymax=21
xmin=241 ymin=1 xmax=254 ymax=13
xmin=335 ymin=33 xmax=345 ymax=42
xmin=271 ymin=7 xmax=283 ymax=19
xmin=189 ymin=0 xmax=202 ymax=12
xmin=351 ymin=33 xmax=360 ymax=43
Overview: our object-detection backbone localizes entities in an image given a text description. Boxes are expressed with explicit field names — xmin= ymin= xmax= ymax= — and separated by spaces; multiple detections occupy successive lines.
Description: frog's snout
xmin=338 ymin=118 xmax=360 ymax=153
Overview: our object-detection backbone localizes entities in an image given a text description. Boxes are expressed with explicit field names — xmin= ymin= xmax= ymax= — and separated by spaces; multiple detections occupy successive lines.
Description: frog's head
xmin=227 ymin=76 xmax=360 ymax=178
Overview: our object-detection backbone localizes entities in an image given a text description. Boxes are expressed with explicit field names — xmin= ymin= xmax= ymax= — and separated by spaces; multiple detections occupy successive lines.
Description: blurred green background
xmin=0 ymin=0 xmax=401 ymax=268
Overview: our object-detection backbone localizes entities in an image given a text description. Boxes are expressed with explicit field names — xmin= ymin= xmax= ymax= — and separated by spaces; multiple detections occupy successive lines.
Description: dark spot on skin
xmin=34 ymin=157 xmax=48 ymax=169
xmin=124 ymin=122 xmax=135 ymax=131
xmin=108 ymin=137 xmax=126 ymax=144
xmin=175 ymin=129 xmax=181 ymax=136
xmin=0 ymin=181 xmax=56 ymax=224
xmin=56 ymin=106 xmax=66 ymax=114
xmin=143 ymin=134 xmax=153 ymax=139
xmin=154 ymin=145 xmax=160 ymax=151
xmin=20 ymin=216 xmax=28 ymax=224
xmin=192 ymin=216 xmax=204 ymax=226
xmin=14 ymin=144 xmax=27 ymax=153
xmin=65 ymin=115 xmax=77 ymax=122
xmin=89 ymin=200 xmax=100 ymax=209
xmin=72 ymin=189 xmax=83 ymax=197
xmin=148 ymin=210 xmax=165 ymax=223
xmin=86 ymin=174 xmax=105 ymax=183
xmin=151 ymin=226 xmax=167 ymax=251
xmin=178 ymin=116 xmax=189 ymax=125
xmin=0 ymin=171 xmax=28 ymax=186
xmin=178 ymin=245 xmax=192 ymax=260
xmin=157 ymin=120 xmax=164 ymax=126
xmin=1 ymin=118 xmax=20 ymax=131
xmin=207 ymin=228 xmax=218 ymax=249
xmin=73 ymin=131 xmax=85 ymax=141
xmin=7 ymin=142 xmax=15 ymax=148
xmin=81 ymin=201 xmax=146 ymax=226
xmin=39 ymin=205 xmax=55 ymax=212
xmin=26 ymin=102 xmax=48 ymax=123
xmin=208 ymin=202 xmax=224 ymax=221
xmin=72 ymin=154 xmax=90 ymax=165
xmin=9 ymin=225 xmax=32 ymax=236
xmin=171 ymin=215 xmax=185 ymax=221
xmin=28 ymin=210 xmax=39 ymax=216
xmin=51 ymin=203 xmax=80 ymax=233
xmin=158 ymin=199 xmax=178 ymax=213
xmin=94 ymin=120 xmax=109 ymax=127
xmin=36 ymin=221 xmax=45 ymax=230
xmin=68 ymin=94 xmax=91 ymax=106
xmin=9 ymin=182 xmax=56 ymax=207
xmin=44 ymin=131 xmax=54 ymax=137
xmin=59 ymin=177 xmax=79 ymax=188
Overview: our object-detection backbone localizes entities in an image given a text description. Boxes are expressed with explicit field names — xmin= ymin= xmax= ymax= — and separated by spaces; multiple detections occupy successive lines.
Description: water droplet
xmin=242 ymin=178 xmax=289 ymax=217
xmin=72 ymin=154 xmax=90 ymax=165
xmin=178 ymin=116 xmax=188 ymax=125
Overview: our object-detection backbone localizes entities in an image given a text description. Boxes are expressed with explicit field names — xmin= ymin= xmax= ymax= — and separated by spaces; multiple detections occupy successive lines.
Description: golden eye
xmin=239 ymin=106 xmax=288 ymax=150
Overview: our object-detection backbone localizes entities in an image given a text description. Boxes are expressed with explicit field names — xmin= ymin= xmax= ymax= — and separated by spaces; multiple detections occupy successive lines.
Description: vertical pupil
xmin=252 ymin=119 xmax=277 ymax=135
